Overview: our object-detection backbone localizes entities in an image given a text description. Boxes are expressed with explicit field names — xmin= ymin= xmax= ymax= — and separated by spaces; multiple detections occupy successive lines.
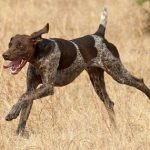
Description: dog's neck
xmin=28 ymin=39 xmax=52 ymax=68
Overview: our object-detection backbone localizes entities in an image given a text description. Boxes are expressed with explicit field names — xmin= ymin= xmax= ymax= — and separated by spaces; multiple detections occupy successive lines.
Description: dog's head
xmin=2 ymin=23 xmax=49 ymax=74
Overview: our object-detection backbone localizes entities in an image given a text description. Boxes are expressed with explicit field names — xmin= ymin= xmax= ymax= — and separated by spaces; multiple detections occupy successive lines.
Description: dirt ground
xmin=0 ymin=0 xmax=150 ymax=149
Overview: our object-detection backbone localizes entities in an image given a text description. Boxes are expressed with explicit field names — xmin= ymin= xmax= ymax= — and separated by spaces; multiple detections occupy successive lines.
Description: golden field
xmin=0 ymin=0 xmax=150 ymax=149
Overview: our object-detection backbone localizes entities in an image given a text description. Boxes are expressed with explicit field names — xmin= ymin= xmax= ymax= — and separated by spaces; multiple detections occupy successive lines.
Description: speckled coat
xmin=4 ymin=8 xmax=150 ymax=135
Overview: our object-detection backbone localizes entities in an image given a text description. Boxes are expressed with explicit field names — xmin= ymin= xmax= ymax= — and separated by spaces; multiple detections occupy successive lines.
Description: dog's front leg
xmin=5 ymin=84 xmax=54 ymax=136
xmin=5 ymin=64 xmax=41 ymax=122
xmin=6 ymin=84 xmax=54 ymax=120
xmin=16 ymin=64 xmax=41 ymax=135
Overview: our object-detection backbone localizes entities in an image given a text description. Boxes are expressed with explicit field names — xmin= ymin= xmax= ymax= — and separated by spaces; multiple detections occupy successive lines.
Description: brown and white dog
xmin=2 ymin=8 xmax=150 ymax=135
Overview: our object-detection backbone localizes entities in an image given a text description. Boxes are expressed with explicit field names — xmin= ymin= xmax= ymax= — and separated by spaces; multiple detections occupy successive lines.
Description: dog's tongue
xmin=3 ymin=59 xmax=27 ymax=75
xmin=3 ymin=60 xmax=22 ymax=69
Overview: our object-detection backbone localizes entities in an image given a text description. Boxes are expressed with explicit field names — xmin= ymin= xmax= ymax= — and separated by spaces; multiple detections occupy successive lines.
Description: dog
xmin=2 ymin=8 xmax=150 ymax=135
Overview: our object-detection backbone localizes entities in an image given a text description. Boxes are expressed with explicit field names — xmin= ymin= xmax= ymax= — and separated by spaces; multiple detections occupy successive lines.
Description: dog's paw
xmin=5 ymin=103 xmax=22 ymax=121
xmin=16 ymin=129 xmax=30 ymax=139
xmin=16 ymin=124 xmax=29 ymax=138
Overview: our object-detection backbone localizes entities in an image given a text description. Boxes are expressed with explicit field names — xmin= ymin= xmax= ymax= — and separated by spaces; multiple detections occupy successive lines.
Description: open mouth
xmin=3 ymin=59 xmax=27 ymax=75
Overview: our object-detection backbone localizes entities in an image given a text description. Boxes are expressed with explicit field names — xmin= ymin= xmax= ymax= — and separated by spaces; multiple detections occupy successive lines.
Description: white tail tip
xmin=100 ymin=7 xmax=108 ymax=27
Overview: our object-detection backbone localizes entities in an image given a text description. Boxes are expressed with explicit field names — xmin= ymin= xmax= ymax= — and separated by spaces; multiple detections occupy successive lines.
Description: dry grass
xmin=0 ymin=0 xmax=150 ymax=149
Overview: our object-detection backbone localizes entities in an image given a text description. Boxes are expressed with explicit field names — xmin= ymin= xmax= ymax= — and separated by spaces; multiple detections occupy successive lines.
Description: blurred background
xmin=0 ymin=0 xmax=150 ymax=149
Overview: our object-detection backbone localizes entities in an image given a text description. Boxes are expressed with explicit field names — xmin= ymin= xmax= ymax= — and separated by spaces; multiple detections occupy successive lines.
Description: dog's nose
xmin=2 ymin=53 xmax=10 ymax=60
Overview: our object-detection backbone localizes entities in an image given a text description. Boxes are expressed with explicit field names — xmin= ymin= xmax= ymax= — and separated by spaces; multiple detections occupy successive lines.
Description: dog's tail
xmin=95 ymin=7 xmax=108 ymax=37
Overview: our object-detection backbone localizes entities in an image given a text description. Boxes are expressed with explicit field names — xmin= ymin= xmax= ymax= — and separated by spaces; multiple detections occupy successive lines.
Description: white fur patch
xmin=100 ymin=7 xmax=108 ymax=27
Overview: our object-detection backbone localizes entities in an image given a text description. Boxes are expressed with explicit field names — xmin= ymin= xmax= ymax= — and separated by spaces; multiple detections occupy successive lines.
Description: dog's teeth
xmin=21 ymin=60 xmax=24 ymax=64
xmin=17 ymin=64 xmax=21 ymax=69
xmin=11 ymin=69 xmax=17 ymax=74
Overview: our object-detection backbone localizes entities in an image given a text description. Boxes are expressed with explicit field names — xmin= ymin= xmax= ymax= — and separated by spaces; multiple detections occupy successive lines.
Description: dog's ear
xmin=30 ymin=23 xmax=49 ymax=39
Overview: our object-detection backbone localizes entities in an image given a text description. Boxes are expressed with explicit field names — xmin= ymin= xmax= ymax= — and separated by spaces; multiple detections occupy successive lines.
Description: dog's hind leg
xmin=87 ymin=67 xmax=116 ymax=126
xmin=93 ymin=44 xmax=150 ymax=100
xmin=88 ymin=37 xmax=150 ymax=100
xmin=104 ymin=59 xmax=150 ymax=100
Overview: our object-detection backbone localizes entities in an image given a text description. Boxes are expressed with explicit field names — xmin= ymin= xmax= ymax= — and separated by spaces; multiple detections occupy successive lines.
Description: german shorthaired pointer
xmin=2 ymin=8 xmax=150 ymax=135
